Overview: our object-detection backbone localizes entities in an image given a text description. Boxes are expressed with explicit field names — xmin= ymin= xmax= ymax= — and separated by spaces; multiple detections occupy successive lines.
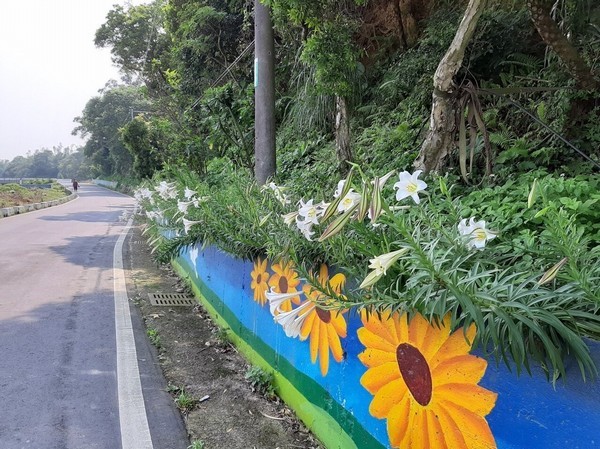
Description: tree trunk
xmin=414 ymin=0 xmax=487 ymax=173
xmin=527 ymin=0 xmax=598 ymax=90
xmin=399 ymin=0 xmax=419 ymax=48
xmin=335 ymin=96 xmax=352 ymax=174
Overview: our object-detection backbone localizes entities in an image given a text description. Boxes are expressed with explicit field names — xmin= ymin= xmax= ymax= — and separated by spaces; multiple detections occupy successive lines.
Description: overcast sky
xmin=0 ymin=1 xmax=139 ymax=161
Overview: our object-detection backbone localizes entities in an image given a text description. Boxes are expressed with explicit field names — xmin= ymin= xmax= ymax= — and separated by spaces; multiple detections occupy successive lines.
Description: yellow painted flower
xmin=268 ymin=261 xmax=301 ymax=313
xmin=358 ymin=311 xmax=497 ymax=449
xmin=299 ymin=264 xmax=347 ymax=376
xmin=250 ymin=258 xmax=270 ymax=306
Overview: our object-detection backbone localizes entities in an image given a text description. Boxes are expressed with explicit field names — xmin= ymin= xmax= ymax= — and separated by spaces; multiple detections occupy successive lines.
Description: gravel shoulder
xmin=123 ymin=222 xmax=322 ymax=449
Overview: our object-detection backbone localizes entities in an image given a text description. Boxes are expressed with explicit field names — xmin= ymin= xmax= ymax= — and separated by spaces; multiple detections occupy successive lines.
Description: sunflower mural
xmin=358 ymin=311 xmax=497 ymax=449
xmin=250 ymin=258 xmax=270 ymax=306
xmin=268 ymin=260 xmax=301 ymax=313
xmin=299 ymin=264 xmax=347 ymax=376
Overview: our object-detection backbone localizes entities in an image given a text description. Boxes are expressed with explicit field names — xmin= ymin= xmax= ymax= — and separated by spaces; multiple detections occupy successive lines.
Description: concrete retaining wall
xmin=0 ymin=193 xmax=76 ymax=218
xmin=173 ymin=245 xmax=600 ymax=449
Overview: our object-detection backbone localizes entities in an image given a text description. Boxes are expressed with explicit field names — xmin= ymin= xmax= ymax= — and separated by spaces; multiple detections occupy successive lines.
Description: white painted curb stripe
xmin=114 ymin=211 xmax=154 ymax=449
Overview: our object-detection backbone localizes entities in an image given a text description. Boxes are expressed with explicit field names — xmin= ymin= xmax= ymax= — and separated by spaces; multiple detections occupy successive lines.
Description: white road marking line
xmin=114 ymin=210 xmax=154 ymax=449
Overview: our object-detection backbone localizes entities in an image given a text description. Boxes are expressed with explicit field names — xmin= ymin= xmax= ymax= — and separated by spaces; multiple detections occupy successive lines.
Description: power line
xmin=184 ymin=40 xmax=256 ymax=114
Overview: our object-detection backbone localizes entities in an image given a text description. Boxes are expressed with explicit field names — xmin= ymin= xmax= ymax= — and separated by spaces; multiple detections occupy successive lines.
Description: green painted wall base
xmin=172 ymin=259 xmax=363 ymax=449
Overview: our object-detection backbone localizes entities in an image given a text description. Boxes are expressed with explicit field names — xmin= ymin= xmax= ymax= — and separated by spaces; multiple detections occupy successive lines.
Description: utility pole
xmin=254 ymin=0 xmax=276 ymax=186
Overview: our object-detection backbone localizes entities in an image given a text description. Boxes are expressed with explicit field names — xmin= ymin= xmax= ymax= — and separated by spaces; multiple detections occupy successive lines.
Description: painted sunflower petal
xmin=437 ymin=401 xmax=497 ymax=449
xmin=360 ymin=362 xmax=400 ymax=394
xmin=410 ymin=405 xmax=430 ymax=449
xmin=426 ymin=409 xmax=449 ymax=449
xmin=327 ymin=324 xmax=344 ymax=362
xmin=329 ymin=272 xmax=346 ymax=292
xmin=392 ymin=312 xmax=409 ymax=342
xmin=432 ymin=355 xmax=488 ymax=386
xmin=435 ymin=403 xmax=468 ymax=449
xmin=309 ymin=319 xmax=320 ymax=363
xmin=361 ymin=312 xmax=399 ymax=345
xmin=430 ymin=324 xmax=477 ymax=368
xmin=386 ymin=395 xmax=412 ymax=448
xmin=319 ymin=321 xmax=330 ymax=376
xmin=369 ymin=378 xmax=408 ymax=419
xmin=299 ymin=310 xmax=316 ymax=341
xmin=418 ymin=315 xmax=452 ymax=360
xmin=357 ymin=327 xmax=397 ymax=353
xmin=437 ymin=383 xmax=498 ymax=417
xmin=330 ymin=311 xmax=347 ymax=338
xmin=358 ymin=347 xmax=397 ymax=368
xmin=408 ymin=313 xmax=433 ymax=347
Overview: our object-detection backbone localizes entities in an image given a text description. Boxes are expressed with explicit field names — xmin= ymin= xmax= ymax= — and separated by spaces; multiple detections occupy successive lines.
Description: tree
xmin=526 ymin=0 xmax=598 ymax=90
xmin=414 ymin=0 xmax=487 ymax=173
xmin=120 ymin=117 xmax=165 ymax=178
xmin=95 ymin=0 xmax=170 ymax=92
xmin=73 ymin=86 xmax=152 ymax=177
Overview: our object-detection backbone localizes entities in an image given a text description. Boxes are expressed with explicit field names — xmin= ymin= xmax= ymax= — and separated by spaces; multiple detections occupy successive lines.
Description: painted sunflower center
xmin=396 ymin=343 xmax=432 ymax=406
xmin=316 ymin=307 xmax=331 ymax=323
xmin=256 ymin=274 xmax=262 ymax=284
xmin=279 ymin=276 xmax=288 ymax=292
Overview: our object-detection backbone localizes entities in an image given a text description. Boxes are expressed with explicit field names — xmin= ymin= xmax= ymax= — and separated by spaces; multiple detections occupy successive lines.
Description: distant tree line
xmin=0 ymin=146 xmax=94 ymax=180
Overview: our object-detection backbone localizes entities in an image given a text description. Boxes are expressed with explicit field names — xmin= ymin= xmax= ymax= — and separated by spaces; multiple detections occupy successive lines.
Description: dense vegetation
xmin=0 ymin=146 xmax=93 ymax=180
xmin=0 ymin=182 xmax=71 ymax=208
xmin=3 ymin=0 xmax=599 ymax=380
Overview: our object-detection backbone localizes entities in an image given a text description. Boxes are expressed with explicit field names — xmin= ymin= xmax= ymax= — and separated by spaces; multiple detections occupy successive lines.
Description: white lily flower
xmin=192 ymin=196 xmax=209 ymax=208
xmin=264 ymin=182 xmax=290 ymax=205
xmin=156 ymin=181 xmax=178 ymax=200
xmin=378 ymin=170 xmax=396 ymax=189
xmin=146 ymin=210 xmax=164 ymax=223
xmin=337 ymin=190 xmax=361 ymax=213
xmin=282 ymin=211 xmax=299 ymax=227
xmin=273 ymin=301 xmax=315 ymax=338
xmin=394 ymin=170 xmax=427 ymax=204
xmin=333 ymin=180 xmax=346 ymax=198
xmin=296 ymin=219 xmax=315 ymax=241
xmin=177 ymin=200 xmax=194 ymax=215
xmin=134 ymin=187 xmax=153 ymax=202
xmin=184 ymin=187 xmax=197 ymax=200
xmin=182 ymin=218 xmax=202 ymax=234
xmin=266 ymin=287 xmax=303 ymax=315
xmin=298 ymin=199 xmax=323 ymax=226
xmin=359 ymin=248 xmax=409 ymax=289
xmin=458 ymin=217 xmax=497 ymax=249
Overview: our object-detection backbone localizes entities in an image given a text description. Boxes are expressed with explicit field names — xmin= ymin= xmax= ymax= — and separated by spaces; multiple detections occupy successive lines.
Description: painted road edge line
xmin=114 ymin=209 xmax=154 ymax=449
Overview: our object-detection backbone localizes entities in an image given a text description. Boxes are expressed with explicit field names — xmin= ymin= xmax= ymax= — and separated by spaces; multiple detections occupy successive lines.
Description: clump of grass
xmin=174 ymin=389 xmax=198 ymax=412
xmin=146 ymin=328 xmax=161 ymax=349
xmin=188 ymin=441 xmax=205 ymax=449
xmin=168 ymin=384 xmax=198 ymax=413
xmin=245 ymin=365 xmax=277 ymax=400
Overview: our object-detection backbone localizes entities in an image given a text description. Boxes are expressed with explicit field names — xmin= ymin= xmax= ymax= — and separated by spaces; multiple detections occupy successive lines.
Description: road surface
xmin=0 ymin=183 xmax=188 ymax=449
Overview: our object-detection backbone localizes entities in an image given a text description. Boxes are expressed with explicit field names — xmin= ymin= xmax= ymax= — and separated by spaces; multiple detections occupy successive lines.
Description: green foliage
xmin=0 ymin=181 xmax=70 ymax=208
xmin=244 ymin=365 xmax=277 ymax=400
xmin=138 ymin=164 xmax=600 ymax=381
xmin=146 ymin=327 xmax=162 ymax=349
xmin=188 ymin=83 xmax=255 ymax=171
xmin=120 ymin=117 xmax=165 ymax=179
xmin=74 ymin=85 xmax=152 ymax=177
xmin=187 ymin=441 xmax=206 ymax=449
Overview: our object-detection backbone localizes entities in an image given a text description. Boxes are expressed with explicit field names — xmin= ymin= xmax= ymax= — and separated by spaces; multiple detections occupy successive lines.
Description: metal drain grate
xmin=148 ymin=293 xmax=196 ymax=306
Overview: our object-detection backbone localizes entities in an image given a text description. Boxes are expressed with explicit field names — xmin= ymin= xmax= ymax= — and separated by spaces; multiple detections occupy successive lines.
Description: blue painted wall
xmin=177 ymin=244 xmax=600 ymax=449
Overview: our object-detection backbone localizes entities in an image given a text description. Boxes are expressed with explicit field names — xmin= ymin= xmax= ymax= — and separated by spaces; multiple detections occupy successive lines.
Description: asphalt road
xmin=0 ymin=184 xmax=188 ymax=449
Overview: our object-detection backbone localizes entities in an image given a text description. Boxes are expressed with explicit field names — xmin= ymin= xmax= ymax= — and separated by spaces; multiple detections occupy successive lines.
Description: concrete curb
xmin=0 ymin=193 xmax=77 ymax=219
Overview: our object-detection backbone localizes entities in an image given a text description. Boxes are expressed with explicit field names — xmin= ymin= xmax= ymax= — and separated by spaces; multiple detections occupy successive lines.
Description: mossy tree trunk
xmin=414 ymin=0 xmax=487 ymax=173
xmin=527 ymin=0 xmax=598 ymax=90
xmin=335 ymin=96 xmax=352 ymax=174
